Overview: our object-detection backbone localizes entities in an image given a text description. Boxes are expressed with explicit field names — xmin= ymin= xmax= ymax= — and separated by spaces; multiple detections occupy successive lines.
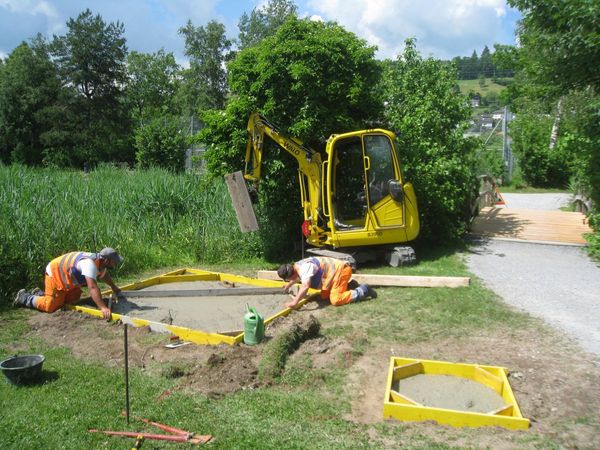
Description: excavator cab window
xmin=364 ymin=135 xmax=396 ymax=206
xmin=331 ymin=136 xmax=367 ymax=228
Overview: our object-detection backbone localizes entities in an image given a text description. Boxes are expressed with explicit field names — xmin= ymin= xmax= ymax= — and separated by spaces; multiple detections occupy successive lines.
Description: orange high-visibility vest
xmin=299 ymin=257 xmax=347 ymax=291
xmin=49 ymin=252 xmax=100 ymax=291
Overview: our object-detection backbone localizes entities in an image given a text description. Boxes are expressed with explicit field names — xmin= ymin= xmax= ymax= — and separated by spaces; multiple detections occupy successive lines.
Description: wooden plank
xmin=390 ymin=389 xmax=422 ymax=406
xmin=224 ymin=171 xmax=259 ymax=232
xmin=471 ymin=207 xmax=592 ymax=245
xmin=473 ymin=366 xmax=504 ymax=393
xmin=489 ymin=404 xmax=513 ymax=416
xmin=393 ymin=361 xmax=423 ymax=381
xmin=256 ymin=270 xmax=470 ymax=288
xmin=121 ymin=287 xmax=282 ymax=298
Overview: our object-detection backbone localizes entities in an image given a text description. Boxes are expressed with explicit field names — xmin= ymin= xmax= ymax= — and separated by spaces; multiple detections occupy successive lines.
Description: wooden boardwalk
xmin=471 ymin=207 xmax=592 ymax=246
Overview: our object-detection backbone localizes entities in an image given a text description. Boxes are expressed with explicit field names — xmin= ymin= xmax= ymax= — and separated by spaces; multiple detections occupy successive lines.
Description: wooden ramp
xmin=471 ymin=207 xmax=592 ymax=246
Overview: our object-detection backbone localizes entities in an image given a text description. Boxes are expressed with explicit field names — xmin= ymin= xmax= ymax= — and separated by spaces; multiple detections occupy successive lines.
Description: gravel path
xmin=499 ymin=192 xmax=572 ymax=210
xmin=467 ymin=193 xmax=600 ymax=359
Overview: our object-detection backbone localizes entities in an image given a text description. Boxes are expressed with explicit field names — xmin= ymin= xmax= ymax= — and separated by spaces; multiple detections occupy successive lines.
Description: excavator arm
xmin=244 ymin=112 xmax=321 ymax=186
xmin=243 ymin=113 xmax=327 ymax=245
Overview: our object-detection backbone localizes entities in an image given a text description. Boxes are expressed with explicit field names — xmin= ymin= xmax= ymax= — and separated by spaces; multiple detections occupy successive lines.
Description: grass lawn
xmin=457 ymin=78 xmax=509 ymax=96
xmin=1 ymin=248 xmax=599 ymax=449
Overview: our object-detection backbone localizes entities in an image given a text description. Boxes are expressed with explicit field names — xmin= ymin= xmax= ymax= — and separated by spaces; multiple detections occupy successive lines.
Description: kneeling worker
xmin=14 ymin=248 xmax=124 ymax=320
xmin=277 ymin=256 xmax=376 ymax=309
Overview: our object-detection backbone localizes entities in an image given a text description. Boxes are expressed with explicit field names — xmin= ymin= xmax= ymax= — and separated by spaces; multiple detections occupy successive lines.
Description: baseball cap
xmin=99 ymin=247 xmax=124 ymax=264
xmin=277 ymin=264 xmax=294 ymax=281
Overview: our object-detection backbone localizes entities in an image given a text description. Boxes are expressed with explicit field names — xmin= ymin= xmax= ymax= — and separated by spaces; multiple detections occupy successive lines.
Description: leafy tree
xmin=49 ymin=9 xmax=132 ymax=166
xmin=134 ymin=115 xmax=188 ymax=171
xmin=468 ymin=50 xmax=479 ymax=79
xmin=0 ymin=39 xmax=61 ymax=165
xmin=508 ymin=0 xmax=600 ymax=92
xmin=382 ymin=39 xmax=479 ymax=244
xmin=478 ymin=74 xmax=486 ymax=89
xmin=126 ymin=50 xmax=180 ymax=125
xmin=480 ymin=45 xmax=493 ymax=77
xmin=200 ymin=17 xmax=381 ymax=259
xmin=492 ymin=44 xmax=521 ymax=104
xmin=450 ymin=47 xmax=512 ymax=80
xmin=202 ymin=17 xmax=382 ymax=174
xmin=179 ymin=20 xmax=232 ymax=113
xmin=237 ymin=0 xmax=298 ymax=50
xmin=126 ymin=50 xmax=184 ymax=171
xmin=505 ymin=0 xmax=600 ymax=206
xmin=554 ymin=91 xmax=599 ymax=197
xmin=510 ymin=105 xmax=570 ymax=187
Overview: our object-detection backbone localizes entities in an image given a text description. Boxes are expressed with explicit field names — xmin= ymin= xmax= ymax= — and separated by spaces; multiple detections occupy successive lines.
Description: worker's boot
xmin=357 ymin=284 xmax=377 ymax=299
xmin=352 ymin=283 xmax=377 ymax=302
xmin=31 ymin=287 xmax=44 ymax=296
xmin=13 ymin=289 xmax=36 ymax=309
xmin=363 ymin=284 xmax=377 ymax=299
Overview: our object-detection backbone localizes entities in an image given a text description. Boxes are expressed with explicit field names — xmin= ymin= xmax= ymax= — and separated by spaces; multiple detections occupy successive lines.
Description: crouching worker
xmin=14 ymin=248 xmax=124 ymax=320
xmin=277 ymin=256 xmax=376 ymax=310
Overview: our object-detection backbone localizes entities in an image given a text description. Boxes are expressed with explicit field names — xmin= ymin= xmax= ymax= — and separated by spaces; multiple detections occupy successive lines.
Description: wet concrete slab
xmin=111 ymin=281 xmax=290 ymax=333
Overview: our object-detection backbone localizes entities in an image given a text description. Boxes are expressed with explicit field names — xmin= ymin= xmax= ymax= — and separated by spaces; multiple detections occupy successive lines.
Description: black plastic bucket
xmin=0 ymin=354 xmax=45 ymax=385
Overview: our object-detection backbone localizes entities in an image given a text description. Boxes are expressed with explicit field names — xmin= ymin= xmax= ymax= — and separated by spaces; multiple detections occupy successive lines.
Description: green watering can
xmin=243 ymin=304 xmax=265 ymax=345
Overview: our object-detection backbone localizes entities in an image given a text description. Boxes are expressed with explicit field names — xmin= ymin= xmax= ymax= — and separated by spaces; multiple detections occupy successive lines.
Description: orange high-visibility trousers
xmin=35 ymin=274 xmax=82 ymax=313
xmin=320 ymin=263 xmax=353 ymax=306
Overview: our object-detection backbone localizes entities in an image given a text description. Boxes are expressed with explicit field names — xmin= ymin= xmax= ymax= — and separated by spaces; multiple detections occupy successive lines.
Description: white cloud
xmin=305 ymin=0 xmax=515 ymax=59
xmin=0 ymin=0 xmax=518 ymax=62
xmin=0 ymin=0 xmax=62 ymax=33
xmin=0 ymin=0 xmax=222 ymax=60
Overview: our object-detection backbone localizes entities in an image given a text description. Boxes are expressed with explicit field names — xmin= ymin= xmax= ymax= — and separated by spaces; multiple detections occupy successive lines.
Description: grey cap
xmin=99 ymin=247 xmax=124 ymax=264
xmin=277 ymin=264 xmax=294 ymax=281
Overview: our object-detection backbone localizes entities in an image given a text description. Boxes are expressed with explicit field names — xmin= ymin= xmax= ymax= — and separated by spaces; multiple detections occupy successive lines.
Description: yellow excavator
xmin=227 ymin=112 xmax=419 ymax=266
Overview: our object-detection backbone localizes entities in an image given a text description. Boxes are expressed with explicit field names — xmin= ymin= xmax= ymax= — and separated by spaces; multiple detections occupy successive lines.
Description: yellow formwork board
xmin=66 ymin=268 xmax=316 ymax=346
xmin=383 ymin=357 xmax=530 ymax=430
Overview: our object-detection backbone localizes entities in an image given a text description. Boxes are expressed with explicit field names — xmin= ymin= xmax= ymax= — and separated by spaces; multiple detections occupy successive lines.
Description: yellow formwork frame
xmin=66 ymin=268 xmax=316 ymax=346
xmin=383 ymin=357 xmax=530 ymax=430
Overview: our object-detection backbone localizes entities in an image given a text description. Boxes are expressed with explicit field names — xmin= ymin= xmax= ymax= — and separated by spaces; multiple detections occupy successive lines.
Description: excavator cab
xmin=322 ymin=130 xmax=419 ymax=253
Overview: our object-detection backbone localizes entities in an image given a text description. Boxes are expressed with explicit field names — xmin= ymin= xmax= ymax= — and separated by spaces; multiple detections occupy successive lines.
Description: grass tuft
xmin=259 ymin=315 xmax=321 ymax=382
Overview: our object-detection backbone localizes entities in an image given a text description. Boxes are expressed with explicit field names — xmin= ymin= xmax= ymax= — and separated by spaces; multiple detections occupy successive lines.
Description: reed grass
xmin=0 ymin=164 xmax=259 ymax=302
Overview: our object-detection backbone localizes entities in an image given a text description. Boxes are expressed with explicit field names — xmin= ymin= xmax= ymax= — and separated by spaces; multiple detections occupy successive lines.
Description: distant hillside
xmin=457 ymin=78 xmax=511 ymax=96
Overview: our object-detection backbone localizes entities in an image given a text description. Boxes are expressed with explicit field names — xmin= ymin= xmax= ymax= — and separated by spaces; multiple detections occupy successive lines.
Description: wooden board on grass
xmin=256 ymin=271 xmax=470 ymax=288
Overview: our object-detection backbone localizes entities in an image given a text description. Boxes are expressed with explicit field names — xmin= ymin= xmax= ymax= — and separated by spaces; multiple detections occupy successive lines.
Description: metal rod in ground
xmin=124 ymin=322 xmax=130 ymax=425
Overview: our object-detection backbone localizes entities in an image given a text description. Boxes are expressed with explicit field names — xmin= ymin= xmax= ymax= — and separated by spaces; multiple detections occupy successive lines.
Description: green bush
xmin=382 ymin=40 xmax=479 ymax=244
xmin=134 ymin=115 xmax=188 ymax=171
xmin=510 ymin=111 xmax=571 ymax=187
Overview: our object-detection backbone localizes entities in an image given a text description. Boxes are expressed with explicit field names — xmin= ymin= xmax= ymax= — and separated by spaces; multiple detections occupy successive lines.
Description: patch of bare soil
xmin=342 ymin=327 xmax=600 ymax=449
xmin=25 ymin=307 xmax=323 ymax=398
xmin=26 ymin=310 xmax=261 ymax=398
xmin=25 ymin=308 xmax=600 ymax=449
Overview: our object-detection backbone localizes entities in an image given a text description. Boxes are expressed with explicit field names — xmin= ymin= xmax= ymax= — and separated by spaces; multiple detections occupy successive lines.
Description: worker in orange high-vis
xmin=13 ymin=248 xmax=124 ymax=320
xmin=277 ymin=256 xmax=376 ymax=310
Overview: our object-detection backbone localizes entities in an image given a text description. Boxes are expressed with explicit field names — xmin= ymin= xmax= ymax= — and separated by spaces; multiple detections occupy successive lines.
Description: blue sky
xmin=0 ymin=0 xmax=521 ymax=62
